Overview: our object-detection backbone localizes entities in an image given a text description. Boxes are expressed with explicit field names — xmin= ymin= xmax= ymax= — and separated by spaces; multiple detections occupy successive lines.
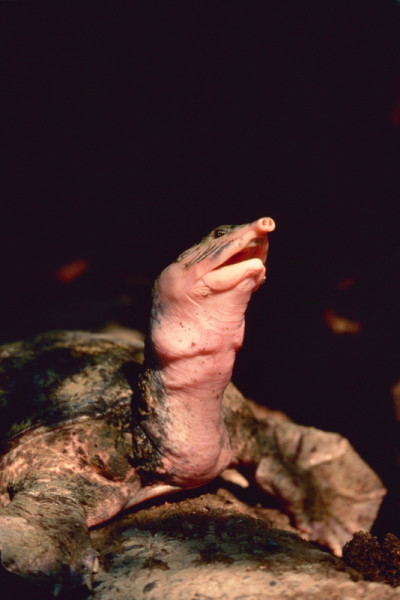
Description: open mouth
xmin=216 ymin=238 xmax=266 ymax=269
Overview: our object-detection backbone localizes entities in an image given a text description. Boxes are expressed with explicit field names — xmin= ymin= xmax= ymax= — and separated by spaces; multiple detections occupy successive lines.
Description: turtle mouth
xmin=216 ymin=238 xmax=266 ymax=269
xmin=201 ymin=235 xmax=268 ymax=292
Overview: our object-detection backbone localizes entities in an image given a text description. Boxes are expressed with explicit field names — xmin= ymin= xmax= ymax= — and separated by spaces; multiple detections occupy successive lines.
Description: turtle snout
xmin=256 ymin=217 xmax=275 ymax=234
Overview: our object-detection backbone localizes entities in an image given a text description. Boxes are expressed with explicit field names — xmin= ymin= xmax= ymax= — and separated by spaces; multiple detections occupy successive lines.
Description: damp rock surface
xmin=89 ymin=492 xmax=400 ymax=600
xmin=1 ymin=486 xmax=400 ymax=599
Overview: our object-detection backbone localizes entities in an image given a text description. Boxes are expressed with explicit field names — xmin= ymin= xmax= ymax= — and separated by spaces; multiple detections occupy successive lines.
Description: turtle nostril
xmin=257 ymin=217 xmax=276 ymax=233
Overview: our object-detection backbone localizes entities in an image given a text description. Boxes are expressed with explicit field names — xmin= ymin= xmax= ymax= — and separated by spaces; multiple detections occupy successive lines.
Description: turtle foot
xmin=0 ymin=494 xmax=98 ymax=596
xmin=253 ymin=420 xmax=386 ymax=555
xmin=223 ymin=385 xmax=386 ymax=556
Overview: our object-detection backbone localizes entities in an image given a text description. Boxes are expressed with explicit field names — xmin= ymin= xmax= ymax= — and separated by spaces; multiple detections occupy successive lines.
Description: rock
xmin=1 ymin=483 xmax=399 ymax=599
xmin=89 ymin=491 xmax=400 ymax=600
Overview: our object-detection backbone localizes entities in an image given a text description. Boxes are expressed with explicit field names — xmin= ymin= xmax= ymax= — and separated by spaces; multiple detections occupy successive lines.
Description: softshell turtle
xmin=0 ymin=217 xmax=386 ymax=595
xmin=0 ymin=218 xmax=274 ymax=594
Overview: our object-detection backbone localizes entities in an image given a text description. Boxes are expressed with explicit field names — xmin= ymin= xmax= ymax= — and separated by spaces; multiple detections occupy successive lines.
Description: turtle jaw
xmin=156 ymin=217 xmax=274 ymax=302
xmin=216 ymin=237 xmax=267 ymax=269
xmin=202 ymin=233 xmax=269 ymax=293
xmin=198 ymin=217 xmax=273 ymax=292
xmin=207 ymin=217 xmax=273 ymax=273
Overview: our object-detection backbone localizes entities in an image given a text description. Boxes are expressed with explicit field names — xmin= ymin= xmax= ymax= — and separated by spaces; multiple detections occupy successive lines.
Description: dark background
xmin=1 ymin=1 xmax=400 ymax=528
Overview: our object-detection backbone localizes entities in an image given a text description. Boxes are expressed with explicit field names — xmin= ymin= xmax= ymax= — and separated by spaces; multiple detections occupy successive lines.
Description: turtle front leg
xmin=0 ymin=420 xmax=140 ymax=594
xmin=0 ymin=486 xmax=98 ymax=596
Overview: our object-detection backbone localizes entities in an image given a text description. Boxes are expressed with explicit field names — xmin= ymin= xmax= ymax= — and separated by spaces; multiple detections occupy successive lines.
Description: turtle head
xmin=158 ymin=216 xmax=275 ymax=304
xmin=150 ymin=217 xmax=276 ymax=360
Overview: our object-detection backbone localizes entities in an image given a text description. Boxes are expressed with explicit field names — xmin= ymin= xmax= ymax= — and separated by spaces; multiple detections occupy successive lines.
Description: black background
xmin=1 ymin=1 xmax=400 ymax=520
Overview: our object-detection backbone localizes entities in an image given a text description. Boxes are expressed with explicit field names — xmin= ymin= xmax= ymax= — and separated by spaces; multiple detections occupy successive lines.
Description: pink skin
xmin=0 ymin=217 xmax=274 ymax=594
xmin=143 ymin=217 xmax=275 ymax=488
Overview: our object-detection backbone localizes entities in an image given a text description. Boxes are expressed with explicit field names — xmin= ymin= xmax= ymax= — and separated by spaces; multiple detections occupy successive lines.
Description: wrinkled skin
xmin=0 ymin=217 xmax=386 ymax=594
xmin=130 ymin=217 xmax=274 ymax=491
xmin=223 ymin=384 xmax=386 ymax=557
xmin=0 ymin=218 xmax=276 ymax=594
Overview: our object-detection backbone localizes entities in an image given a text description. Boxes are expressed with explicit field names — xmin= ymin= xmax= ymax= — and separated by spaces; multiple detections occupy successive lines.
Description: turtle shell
xmin=0 ymin=330 xmax=144 ymax=452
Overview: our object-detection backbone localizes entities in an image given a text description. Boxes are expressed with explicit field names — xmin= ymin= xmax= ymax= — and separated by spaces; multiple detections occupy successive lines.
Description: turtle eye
xmin=213 ymin=227 xmax=228 ymax=238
